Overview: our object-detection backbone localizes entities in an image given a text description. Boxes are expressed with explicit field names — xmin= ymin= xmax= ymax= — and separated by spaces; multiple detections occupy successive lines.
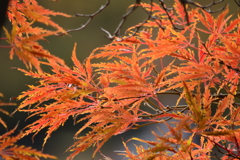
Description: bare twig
xmin=159 ymin=0 xmax=226 ymax=29
xmin=57 ymin=0 xmax=229 ymax=38
xmin=235 ymin=0 xmax=240 ymax=6
xmin=101 ymin=0 xmax=158 ymax=40
xmin=57 ymin=0 xmax=110 ymax=36
xmin=180 ymin=0 xmax=226 ymax=13
xmin=111 ymin=0 xmax=141 ymax=38
xmin=158 ymin=0 xmax=180 ymax=30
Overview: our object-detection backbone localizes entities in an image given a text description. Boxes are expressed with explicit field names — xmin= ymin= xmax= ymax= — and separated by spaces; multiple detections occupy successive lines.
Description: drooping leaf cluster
xmin=0 ymin=124 xmax=57 ymax=160
xmin=0 ymin=94 xmax=57 ymax=159
xmin=0 ymin=0 xmax=70 ymax=159
xmin=4 ymin=0 xmax=70 ymax=71
xmin=1 ymin=0 xmax=240 ymax=159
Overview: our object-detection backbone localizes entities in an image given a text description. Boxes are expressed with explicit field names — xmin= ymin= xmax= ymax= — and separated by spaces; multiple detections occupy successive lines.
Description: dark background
xmin=0 ymin=0 xmax=238 ymax=159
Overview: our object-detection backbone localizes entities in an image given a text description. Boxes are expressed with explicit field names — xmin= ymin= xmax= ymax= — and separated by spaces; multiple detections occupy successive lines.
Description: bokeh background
xmin=0 ymin=0 xmax=239 ymax=159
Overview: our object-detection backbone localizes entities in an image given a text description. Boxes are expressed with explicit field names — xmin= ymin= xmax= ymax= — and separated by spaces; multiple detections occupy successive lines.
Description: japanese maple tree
xmin=1 ymin=0 xmax=240 ymax=159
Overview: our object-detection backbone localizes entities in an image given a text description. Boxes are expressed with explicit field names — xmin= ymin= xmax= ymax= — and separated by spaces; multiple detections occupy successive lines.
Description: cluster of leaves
xmin=5 ymin=0 xmax=70 ymax=71
xmin=1 ymin=0 xmax=240 ymax=159
xmin=0 ymin=0 xmax=70 ymax=159
xmin=1 ymin=92 xmax=55 ymax=159
xmin=0 ymin=124 xmax=56 ymax=160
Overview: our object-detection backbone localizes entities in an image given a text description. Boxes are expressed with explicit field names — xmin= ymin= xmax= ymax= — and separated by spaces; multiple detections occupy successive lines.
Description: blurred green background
xmin=0 ymin=0 xmax=238 ymax=159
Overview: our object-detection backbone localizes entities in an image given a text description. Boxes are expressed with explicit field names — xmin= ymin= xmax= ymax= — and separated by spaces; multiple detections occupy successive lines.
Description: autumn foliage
xmin=1 ymin=0 xmax=240 ymax=159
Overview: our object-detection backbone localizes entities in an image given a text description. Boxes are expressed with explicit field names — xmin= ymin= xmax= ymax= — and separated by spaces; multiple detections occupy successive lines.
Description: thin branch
xmin=158 ymin=0 xmax=181 ymax=30
xmin=102 ymin=0 xmax=154 ymax=40
xmin=235 ymin=0 xmax=240 ymax=6
xmin=140 ymin=105 xmax=188 ymax=118
xmin=143 ymin=99 xmax=162 ymax=113
xmin=203 ymin=135 xmax=239 ymax=158
xmin=0 ymin=45 xmax=12 ymax=48
xmin=202 ymin=43 xmax=240 ymax=73
xmin=180 ymin=0 xmax=226 ymax=13
xmin=57 ymin=0 xmax=229 ymax=38
xmin=134 ymin=105 xmax=189 ymax=129
xmin=212 ymin=92 xmax=240 ymax=100
xmin=112 ymin=0 xmax=141 ymax=38
xmin=57 ymin=0 xmax=110 ymax=36
xmin=159 ymin=0 xmax=226 ymax=30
